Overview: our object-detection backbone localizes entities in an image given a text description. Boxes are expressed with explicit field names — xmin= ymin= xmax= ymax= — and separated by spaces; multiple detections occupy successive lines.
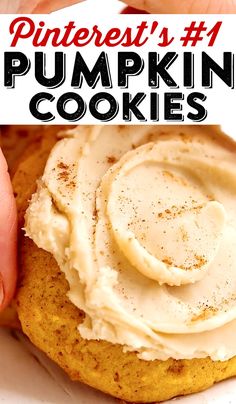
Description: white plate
xmin=1 ymin=327 xmax=236 ymax=404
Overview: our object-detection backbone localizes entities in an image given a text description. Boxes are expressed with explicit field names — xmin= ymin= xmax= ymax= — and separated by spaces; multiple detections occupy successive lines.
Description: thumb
xmin=17 ymin=0 xmax=83 ymax=13
xmin=124 ymin=0 xmax=236 ymax=13
xmin=0 ymin=149 xmax=17 ymax=311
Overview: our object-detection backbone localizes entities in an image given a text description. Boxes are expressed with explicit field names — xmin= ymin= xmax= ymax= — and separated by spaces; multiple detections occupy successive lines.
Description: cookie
xmin=15 ymin=129 xmax=236 ymax=403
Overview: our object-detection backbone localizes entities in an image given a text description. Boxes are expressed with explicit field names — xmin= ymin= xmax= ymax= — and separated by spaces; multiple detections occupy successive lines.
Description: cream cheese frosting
xmin=25 ymin=125 xmax=236 ymax=361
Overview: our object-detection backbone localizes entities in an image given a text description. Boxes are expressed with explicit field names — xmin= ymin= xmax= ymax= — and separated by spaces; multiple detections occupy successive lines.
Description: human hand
xmin=0 ymin=149 xmax=17 ymax=311
xmin=123 ymin=0 xmax=236 ymax=13
xmin=0 ymin=0 xmax=83 ymax=13
xmin=0 ymin=1 xmax=86 ymax=314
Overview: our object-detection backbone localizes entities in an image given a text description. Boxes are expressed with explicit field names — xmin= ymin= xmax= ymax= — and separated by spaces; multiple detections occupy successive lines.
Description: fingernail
xmin=0 ymin=276 xmax=4 ymax=307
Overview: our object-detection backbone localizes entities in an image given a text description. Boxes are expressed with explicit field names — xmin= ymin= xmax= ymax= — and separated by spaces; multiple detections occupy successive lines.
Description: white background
xmin=1 ymin=12 xmax=235 ymax=125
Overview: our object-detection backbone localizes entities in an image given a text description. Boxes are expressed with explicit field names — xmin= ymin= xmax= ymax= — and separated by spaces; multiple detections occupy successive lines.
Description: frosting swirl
xmin=25 ymin=125 xmax=236 ymax=361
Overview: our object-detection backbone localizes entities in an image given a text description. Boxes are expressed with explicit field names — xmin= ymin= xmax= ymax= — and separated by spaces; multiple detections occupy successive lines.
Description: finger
xmin=17 ymin=0 xmax=83 ymax=13
xmin=123 ymin=0 xmax=236 ymax=14
xmin=0 ymin=149 xmax=17 ymax=311
xmin=0 ymin=1 xmax=20 ymax=13
xmin=121 ymin=6 xmax=148 ymax=14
